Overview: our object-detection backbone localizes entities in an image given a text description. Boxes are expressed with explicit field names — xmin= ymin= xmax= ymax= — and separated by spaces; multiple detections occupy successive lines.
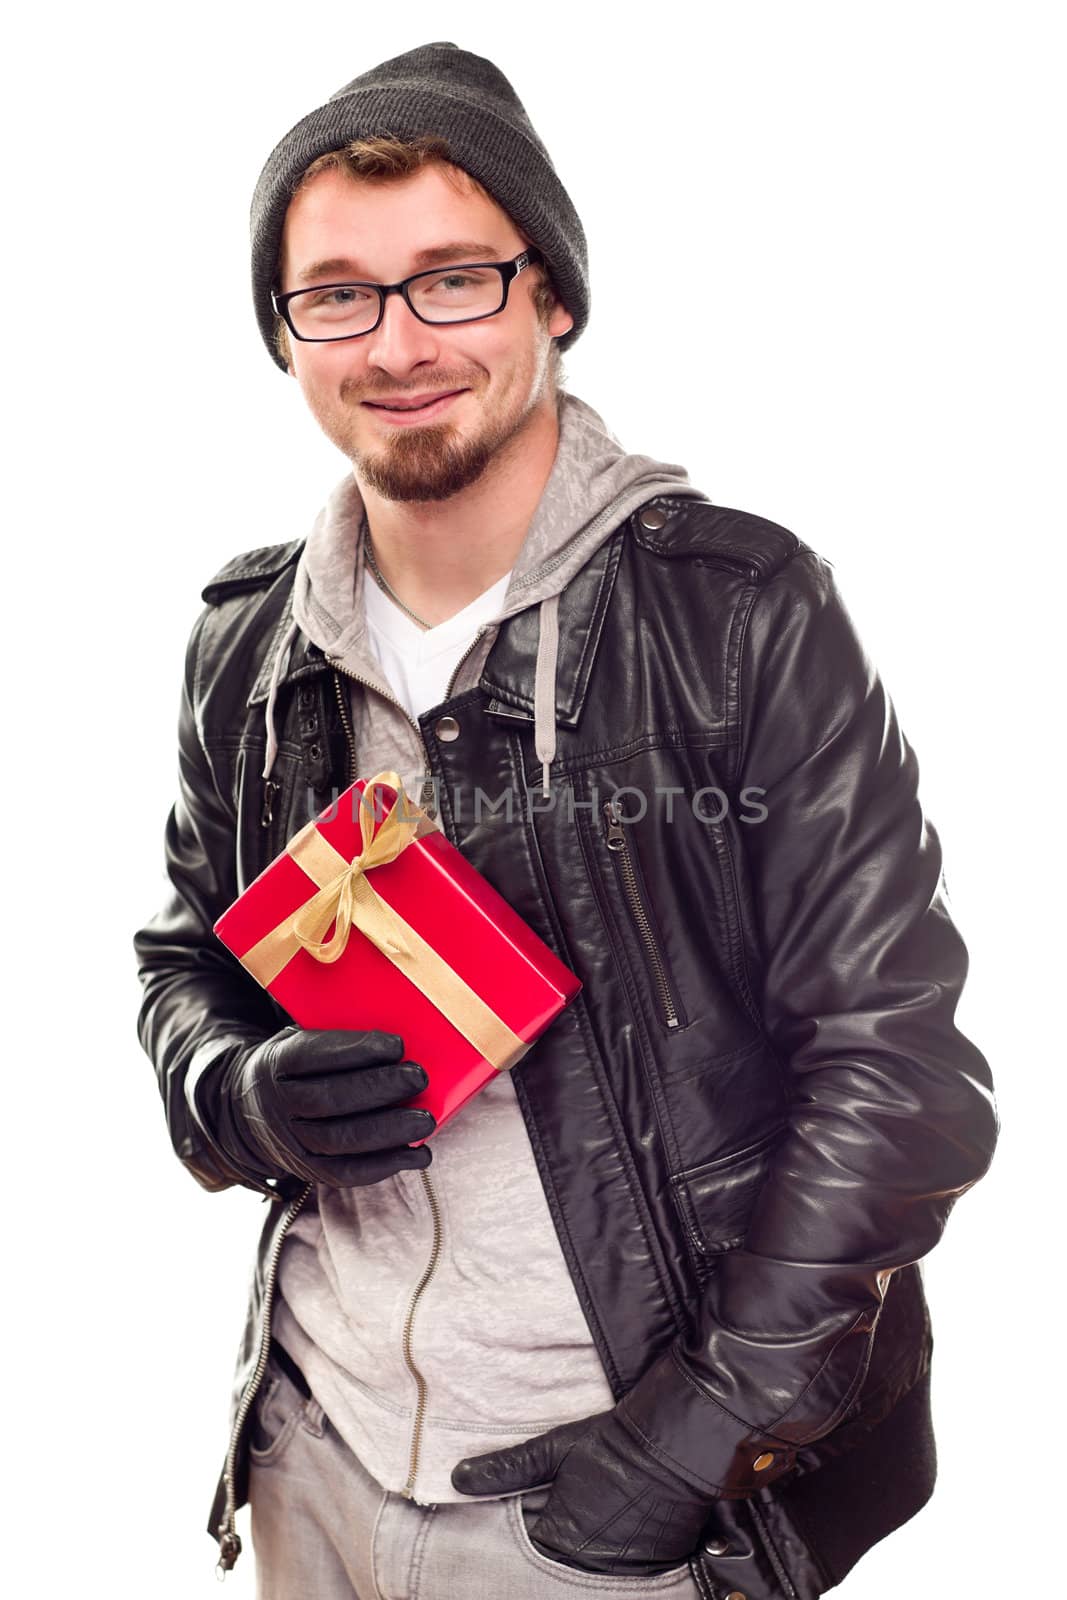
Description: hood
xmin=263 ymin=391 xmax=708 ymax=792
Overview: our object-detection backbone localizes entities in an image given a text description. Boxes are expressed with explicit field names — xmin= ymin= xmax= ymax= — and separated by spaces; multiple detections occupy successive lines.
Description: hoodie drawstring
xmin=533 ymin=594 xmax=560 ymax=795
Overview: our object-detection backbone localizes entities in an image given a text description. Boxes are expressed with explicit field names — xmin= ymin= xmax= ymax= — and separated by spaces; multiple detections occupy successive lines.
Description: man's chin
xmin=352 ymin=426 xmax=497 ymax=504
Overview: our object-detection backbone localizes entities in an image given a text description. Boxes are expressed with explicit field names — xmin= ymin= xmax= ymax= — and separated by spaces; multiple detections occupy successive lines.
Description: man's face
xmin=277 ymin=165 xmax=574 ymax=503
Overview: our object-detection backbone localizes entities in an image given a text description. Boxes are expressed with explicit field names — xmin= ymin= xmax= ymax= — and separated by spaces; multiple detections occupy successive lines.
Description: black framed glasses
xmin=272 ymin=248 xmax=544 ymax=343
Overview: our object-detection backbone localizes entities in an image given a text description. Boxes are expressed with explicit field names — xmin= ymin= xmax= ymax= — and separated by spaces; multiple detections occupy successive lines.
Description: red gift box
xmin=213 ymin=770 xmax=581 ymax=1140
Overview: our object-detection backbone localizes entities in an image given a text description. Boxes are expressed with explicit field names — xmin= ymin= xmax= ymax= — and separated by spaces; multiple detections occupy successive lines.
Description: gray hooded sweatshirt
xmin=260 ymin=392 xmax=707 ymax=1504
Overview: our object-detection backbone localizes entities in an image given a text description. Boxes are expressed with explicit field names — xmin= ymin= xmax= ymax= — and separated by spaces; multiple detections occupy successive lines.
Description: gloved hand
xmin=451 ymin=1391 xmax=712 ymax=1578
xmin=218 ymin=1025 xmax=435 ymax=1188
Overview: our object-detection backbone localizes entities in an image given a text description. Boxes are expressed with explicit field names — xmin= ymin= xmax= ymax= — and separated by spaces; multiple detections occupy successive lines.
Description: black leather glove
xmin=451 ymin=1369 xmax=714 ymax=1577
xmin=217 ymin=1025 xmax=435 ymax=1188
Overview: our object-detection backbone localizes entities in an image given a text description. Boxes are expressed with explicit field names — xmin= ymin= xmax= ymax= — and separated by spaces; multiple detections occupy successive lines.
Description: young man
xmin=133 ymin=41 xmax=998 ymax=1600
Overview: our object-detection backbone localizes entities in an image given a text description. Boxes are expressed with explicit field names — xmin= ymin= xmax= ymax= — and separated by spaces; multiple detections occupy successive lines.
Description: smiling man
xmin=273 ymin=156 xmax=573 ymax=619
xmin=133 ymin=40 xmax=997 ymax=1600
xmin=276 ymin=163 xmax=570 ymax=520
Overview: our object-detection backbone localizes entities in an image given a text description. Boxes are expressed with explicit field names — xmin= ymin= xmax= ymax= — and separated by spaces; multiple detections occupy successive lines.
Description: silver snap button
xmin=434 ymin=716 xmax=461 ymax=742
xmin=703 ymin=1538 xmax=732 ymax=1557
xmin=639 ymin=506 xmax=667 ymax=530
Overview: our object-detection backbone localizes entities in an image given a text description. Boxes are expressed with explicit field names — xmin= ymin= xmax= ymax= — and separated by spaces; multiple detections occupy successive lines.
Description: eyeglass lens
xmin=287 ymin=266 xmax=507 ymax=338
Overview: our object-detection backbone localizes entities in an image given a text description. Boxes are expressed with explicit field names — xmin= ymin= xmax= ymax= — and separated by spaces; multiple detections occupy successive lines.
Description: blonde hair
xmin=274 ymin=135 xmax=565 ymax=388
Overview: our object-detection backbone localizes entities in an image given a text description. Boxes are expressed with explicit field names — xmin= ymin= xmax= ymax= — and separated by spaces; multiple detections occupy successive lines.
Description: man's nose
xmin=366 ymin=289 xmax=441 ymax=374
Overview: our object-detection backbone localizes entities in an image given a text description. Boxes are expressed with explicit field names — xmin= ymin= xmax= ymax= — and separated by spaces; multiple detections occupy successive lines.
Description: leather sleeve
xmin=132 ymin=606 xmax=288 ymax=1198
xmin=625 ymin=547 xmax=999 ymax=1499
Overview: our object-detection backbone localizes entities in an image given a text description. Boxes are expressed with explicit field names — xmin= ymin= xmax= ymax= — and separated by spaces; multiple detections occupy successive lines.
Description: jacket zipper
xmin=216 ymin=1181 xmax=312 ymax=1575
xmin=222 ymin=657 xmax=449 ymax=1571
xmin=331 ymin=659 xmax=450 ymax=1503
xmin=603 ymin=798 xmax=682 ymax=1030
xmin=225 ymin=624 xmax=468 ymax=1565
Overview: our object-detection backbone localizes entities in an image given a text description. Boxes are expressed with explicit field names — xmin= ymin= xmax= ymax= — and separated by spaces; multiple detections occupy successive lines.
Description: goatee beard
xmin=354 ymin=422 xmax=499 ymax=504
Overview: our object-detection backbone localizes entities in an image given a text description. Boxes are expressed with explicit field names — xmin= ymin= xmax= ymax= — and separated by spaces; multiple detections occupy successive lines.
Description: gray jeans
xmin=247 ymin=1353 xmax=702 ymax=1599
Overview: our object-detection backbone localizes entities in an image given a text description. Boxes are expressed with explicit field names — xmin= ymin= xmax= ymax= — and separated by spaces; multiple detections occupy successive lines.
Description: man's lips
xmin=362 ymin=388 xmax=467 ymax=412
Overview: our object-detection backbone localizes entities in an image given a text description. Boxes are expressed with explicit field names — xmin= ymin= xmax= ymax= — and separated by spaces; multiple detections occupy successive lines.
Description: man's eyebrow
xmin=295 ymin=242 xmax=505 ymax=284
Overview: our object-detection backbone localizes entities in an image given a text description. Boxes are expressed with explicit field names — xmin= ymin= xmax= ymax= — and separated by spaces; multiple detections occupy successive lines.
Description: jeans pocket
xmin=512 ymin=1487 xmax=696 ymax=1589
xmin=247 ymin=1360 xmax=312 ymax=1467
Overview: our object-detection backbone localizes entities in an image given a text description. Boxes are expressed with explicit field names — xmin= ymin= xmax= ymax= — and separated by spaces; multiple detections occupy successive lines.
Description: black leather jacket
xmin=133 ymin=495 xmax=997 ymax=1599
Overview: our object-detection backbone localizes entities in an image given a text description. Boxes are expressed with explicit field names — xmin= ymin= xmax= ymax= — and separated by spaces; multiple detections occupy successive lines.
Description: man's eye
xmin=309 ymin=287 xmax=368 ymax=307
xmin=421 ymin=269 xmax=494 ymax=294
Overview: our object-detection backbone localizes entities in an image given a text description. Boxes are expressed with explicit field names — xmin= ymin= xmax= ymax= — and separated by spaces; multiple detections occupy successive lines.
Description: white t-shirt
xmin=363 ymin=563 xmax=513 ymax=719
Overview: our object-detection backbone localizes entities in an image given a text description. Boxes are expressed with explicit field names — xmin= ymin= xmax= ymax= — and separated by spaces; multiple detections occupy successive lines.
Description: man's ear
xmin=549 ymin=301 xmax=574 ymax=340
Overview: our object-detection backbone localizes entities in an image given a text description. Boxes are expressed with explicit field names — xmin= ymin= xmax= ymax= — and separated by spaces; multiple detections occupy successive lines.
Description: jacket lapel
xmin=480 ymin=529 xmax=624 ymax=727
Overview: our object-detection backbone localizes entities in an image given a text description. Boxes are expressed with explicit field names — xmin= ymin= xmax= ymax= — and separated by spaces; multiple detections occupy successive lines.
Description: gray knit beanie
xmin=250 ymin=40 xmax=588 ymax=372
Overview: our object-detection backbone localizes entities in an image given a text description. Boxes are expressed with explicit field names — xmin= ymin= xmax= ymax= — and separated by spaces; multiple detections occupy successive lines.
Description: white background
xmin=5 ymin=3 xmax=1062 ymax=1595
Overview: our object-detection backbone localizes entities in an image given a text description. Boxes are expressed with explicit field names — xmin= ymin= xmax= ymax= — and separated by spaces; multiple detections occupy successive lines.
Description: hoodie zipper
xmin=323 ymin=622 xmax=492 ymax=818
xmin=444 ymin=623 xmax=492 ymax=701
xmin=330 ymin=659 xmax=449 ymax=1503
xmin=216 ymin=1181 xmax=312 ymax=1575
xmin=329 ymin=659 xmax=440 ymax=814
xmin=603 ymin=798 xmax=682 ymax=1031
xmin=399 ymin=1168 xmax=444 ymax=1497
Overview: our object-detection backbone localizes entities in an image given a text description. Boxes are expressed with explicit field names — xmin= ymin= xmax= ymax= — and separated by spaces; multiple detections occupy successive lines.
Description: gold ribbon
xmin=238 ymin=771 xmax=528 ymax=1073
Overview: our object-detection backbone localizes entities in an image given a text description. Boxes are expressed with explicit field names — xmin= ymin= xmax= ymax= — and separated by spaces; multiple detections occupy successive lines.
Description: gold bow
xmin=289 ymin=771 xmax=420 ymax=964
xmin=237 ymin=771 xmax=528 ymax=1074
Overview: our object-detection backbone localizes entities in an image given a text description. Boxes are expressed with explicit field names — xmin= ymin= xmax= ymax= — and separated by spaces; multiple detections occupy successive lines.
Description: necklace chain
xmin=362 ymin=523 xmax=432 ymax=631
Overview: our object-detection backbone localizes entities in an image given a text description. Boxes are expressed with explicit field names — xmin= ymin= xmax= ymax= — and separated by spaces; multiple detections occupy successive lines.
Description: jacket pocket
xmin=601 ymin=796 xmax=688 ymax=1032
xmin=671 ymin=1123 xmax=787 ymax=1260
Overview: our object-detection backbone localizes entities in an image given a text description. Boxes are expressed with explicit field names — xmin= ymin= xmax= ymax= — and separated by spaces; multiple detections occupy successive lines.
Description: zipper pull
xmin=261 ymin=779 xmax=281 ymax=828
xmin=215 ymin=1529 xmax=241 ymax=1575
xmin=603 ymin=798 xmax=626 ymax=851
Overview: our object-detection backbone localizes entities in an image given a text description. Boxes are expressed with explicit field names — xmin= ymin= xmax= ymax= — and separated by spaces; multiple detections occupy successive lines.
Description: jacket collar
xmin=248 ymin=588 xmax=325 ymax=707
